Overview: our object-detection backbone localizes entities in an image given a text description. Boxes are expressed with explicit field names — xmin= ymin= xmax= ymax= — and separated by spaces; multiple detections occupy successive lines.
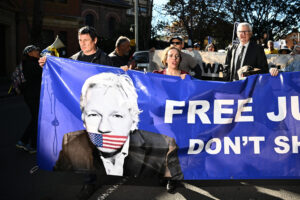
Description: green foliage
xmin=159 ymin=0 xmax=299 ymax=48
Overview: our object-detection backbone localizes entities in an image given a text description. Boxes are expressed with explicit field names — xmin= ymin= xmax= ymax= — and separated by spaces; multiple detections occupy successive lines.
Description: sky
xmin=151 ymin=0 xmax=171 ymax=28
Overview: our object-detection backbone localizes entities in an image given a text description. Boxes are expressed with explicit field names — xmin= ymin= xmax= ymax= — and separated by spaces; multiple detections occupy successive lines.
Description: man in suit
xmin=54 ymin=72 xmax=183 ymax=195
xmin=224 ymin=22 xmax=268 ymax=81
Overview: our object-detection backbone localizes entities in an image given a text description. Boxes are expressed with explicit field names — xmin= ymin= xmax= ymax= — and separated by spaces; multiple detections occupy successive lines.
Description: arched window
xmin=108 ymin=17 xmax=116 ymax=35
xmin=85 ymin=14 xmax=94 ymax=27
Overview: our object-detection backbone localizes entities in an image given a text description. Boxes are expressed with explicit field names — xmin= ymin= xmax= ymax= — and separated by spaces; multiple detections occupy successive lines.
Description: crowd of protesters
xmin=14 ymin=22 xmax=299 ymax=200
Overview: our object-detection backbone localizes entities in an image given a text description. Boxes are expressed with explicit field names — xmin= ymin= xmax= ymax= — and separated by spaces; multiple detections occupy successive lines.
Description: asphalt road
xmin=1 ymin=88 xmax=300 ymax=200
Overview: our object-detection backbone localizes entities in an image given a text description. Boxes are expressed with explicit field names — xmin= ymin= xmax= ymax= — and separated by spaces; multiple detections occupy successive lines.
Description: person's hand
xmin=129 ymin=60 xmax=136 ymax=70
xmin=269 ymin=68 xmax=279 ymax=76
xmin=120 ymin=65 xmax=129 ymax=71
xmin=38 ymin=56 xmax=47 ymax=68
xmin=180 ymin=74 xmax=187 ymax=80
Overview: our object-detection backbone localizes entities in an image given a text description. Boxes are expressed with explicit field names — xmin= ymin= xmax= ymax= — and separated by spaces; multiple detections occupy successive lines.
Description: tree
xmin=162 ymin=0 xmax=230 ymax=49
xmin=156 ymin=0 xmax=299 ymax=48
xmin=223 ymin=0 xmax=300 ymax=40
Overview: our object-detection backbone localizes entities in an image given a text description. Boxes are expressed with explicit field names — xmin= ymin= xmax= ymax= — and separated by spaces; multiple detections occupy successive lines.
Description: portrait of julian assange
xmin=54 ymin=72 xmax=184 ymax=180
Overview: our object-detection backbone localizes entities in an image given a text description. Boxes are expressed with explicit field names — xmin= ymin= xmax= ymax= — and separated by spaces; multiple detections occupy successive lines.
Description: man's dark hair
xmin=78 ymin=26 xmax=98 ymax=41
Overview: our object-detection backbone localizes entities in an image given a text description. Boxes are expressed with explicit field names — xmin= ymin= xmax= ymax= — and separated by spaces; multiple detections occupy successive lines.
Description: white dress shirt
xmin=100 ymin=137 xmax=130 ymax=176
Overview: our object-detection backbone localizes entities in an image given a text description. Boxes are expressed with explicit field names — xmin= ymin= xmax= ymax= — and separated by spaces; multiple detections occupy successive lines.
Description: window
xmin=85 ymin=14 xmax=94 ymax=27
xmin=108 ymin=17 xmax=116 ymax=35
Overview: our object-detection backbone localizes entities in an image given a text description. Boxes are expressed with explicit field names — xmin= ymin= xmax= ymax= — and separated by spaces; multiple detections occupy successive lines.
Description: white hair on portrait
xmin=237 ymin=22 xmax=253 ymax=33
xmin=80 ymin=72 xmax=142 ymax=130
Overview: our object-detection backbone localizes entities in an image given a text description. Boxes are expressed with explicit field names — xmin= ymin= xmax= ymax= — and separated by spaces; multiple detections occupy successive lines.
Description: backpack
xmin=9 ymin=63 xmax=26 ymax=95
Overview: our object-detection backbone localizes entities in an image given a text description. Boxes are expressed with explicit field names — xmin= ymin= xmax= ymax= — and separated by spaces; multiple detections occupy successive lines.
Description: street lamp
xmin=135 ymin=0 xmax=139 ymax=51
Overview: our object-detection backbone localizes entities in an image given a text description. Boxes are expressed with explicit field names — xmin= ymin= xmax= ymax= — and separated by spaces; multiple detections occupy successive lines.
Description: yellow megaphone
xmin=41 ymin=35 xmax=65 ymax=57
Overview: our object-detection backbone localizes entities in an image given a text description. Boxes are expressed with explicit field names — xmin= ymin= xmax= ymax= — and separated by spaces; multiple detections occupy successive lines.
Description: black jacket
xmin=224 ymin=41 xmax=268 ymax=81
xmin=54 ymin=129 xmax=184 ymax=180
xmin=22 ymin=55 xmax=42 ymax=98
xmin=70 ymin=48 xmax=112 ymax=66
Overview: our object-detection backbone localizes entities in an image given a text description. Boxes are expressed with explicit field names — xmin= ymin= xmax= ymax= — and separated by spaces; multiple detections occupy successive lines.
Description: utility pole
xmin=135 ymin=0 xmax=139 ymax=51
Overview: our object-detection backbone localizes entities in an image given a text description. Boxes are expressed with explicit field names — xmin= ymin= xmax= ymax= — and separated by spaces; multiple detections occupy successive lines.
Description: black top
xmin=22 ymin=55 xmax=42 ymax=98
xmin=77 ymin=53 xmax=97 ymax=63
xmin=70 ymin=48 xmax=112 ymax=66
xmin=108 ymin=50 xmax=130 ymax=67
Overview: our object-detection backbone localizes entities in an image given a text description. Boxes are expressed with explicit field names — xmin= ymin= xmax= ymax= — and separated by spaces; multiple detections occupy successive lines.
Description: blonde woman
xmin=153 ymin=46 xmax=188 ymax=80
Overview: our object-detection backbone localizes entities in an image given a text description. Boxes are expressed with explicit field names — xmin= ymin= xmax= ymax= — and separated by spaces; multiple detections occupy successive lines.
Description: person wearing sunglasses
xmin=224 ymin=22 xmax=268 ymax=81
xmin=168 ymin=36 xmax=199 ymax=76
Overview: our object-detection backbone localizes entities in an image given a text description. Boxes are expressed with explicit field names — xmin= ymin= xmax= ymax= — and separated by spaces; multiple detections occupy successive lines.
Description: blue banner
xmin=38 ymin=56 xmax=300 ymax=180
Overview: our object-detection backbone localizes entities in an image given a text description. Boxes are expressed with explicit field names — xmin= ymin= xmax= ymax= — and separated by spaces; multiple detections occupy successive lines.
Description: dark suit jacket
xmin=224 ymin=41 xmax=268 ymax=81
xmin=54 ymin=129 xmax=184 ymax=180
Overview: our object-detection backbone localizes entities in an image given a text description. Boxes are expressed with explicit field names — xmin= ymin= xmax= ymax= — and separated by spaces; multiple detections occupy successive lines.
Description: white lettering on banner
xmin=291 ymin=96 xmax=300 ymax=120
xmin=235 ymin=98 xmax=254 ymax=122
xmin=274 ymin=136 xmax=290 ymax=154
xmin=267 ymin=96 xmax=287 ymax=121
xmin=292 ymin=136 xmax=300 ymax=153
xmin=188 ymin=139 xmax=204 ymax=154
xmin=205 ymin=138 xmax=222 ymax=154
xmin=164 ymin=100 xmax=185 ymax=123
xmin=187 ymin=101 xmax=211 ymax=124
xmin=267 ymin=96 xmax=300 ymax=121
xmin=188 ymin=136 xmax=300 ymax=155
xmin=165 ymin=98 xmax=254 ymax=124
xmin=187 ymin=136 xmax=265 ymax=155
xmin=248 ymin=136 xmax=265 ymax=154
xmin=274 ymin=136 xmax=300 ymax=154
xmin=214 ymin=100 xmax=234 ymax=124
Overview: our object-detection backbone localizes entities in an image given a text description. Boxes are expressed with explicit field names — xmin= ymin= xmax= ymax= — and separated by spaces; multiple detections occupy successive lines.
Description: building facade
xmin=0 ymin=0 xmax=153 ymax=78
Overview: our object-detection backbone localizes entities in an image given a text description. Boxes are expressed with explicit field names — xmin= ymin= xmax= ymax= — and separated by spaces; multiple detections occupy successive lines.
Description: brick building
xmin=0 ymin=0 xmax=153 ymax=78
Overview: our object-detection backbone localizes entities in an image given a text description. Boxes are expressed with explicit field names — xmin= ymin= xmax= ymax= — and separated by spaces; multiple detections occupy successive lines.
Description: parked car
xmin=132 ymin=51 xmax=150 ymax=72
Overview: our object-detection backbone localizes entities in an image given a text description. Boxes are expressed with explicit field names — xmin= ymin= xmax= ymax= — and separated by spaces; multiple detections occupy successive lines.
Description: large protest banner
xmin=38 ymin=56 xmax=300 ymax=180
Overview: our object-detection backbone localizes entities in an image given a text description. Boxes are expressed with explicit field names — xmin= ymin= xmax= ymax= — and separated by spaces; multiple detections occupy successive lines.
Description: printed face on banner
xmin=83 ymin=87 xmax=133 ymax=153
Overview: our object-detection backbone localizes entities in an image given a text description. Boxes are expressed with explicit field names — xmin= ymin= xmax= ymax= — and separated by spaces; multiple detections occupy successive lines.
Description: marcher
xmin=205 ymin=43 xmax=216 ymax=52
xmin=39 ymin=26 xmax=111 ymax=200
xmin=108 ymin=36 xmax=135 ymax=70
xmin=16 ymin=45 xmax=42 ymax=154
xmin=224 ymin=22 xmax=268 ymax=81
xmin=153 ymin=46 xmax=189 ymax=193
xmin=168 ymin=36 xmax=198 ymax=74
xmin=39 ymin=26 xmax=111 ymax=67
xmin=269 ymin=45 xmax=300 ymax=76
xmin=264 ymin=40 xmax=278 ymax=54
xmin=153 ymin=46 xmax=188 ymax=80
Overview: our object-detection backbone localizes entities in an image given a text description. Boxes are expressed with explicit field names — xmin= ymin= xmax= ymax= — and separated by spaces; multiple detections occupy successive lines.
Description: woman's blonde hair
xmin=161 ymin=46 xmax=181 ymax=67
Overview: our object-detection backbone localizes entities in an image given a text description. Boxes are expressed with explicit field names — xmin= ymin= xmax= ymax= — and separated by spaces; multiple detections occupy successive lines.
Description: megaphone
xmin=41 ymin=35 xmax=65 ymax=57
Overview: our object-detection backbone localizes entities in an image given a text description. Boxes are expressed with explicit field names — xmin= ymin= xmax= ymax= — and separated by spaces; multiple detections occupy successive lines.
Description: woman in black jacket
xmin=16 ymin=45 xmax=42 ymax=153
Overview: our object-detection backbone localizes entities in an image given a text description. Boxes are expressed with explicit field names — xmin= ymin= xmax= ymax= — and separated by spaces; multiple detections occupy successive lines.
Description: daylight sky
xmin=152 ymin=0 xmax=171 ymax=27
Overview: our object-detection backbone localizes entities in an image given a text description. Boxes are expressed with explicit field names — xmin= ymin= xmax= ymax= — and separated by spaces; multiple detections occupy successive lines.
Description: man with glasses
xmin=169 ymin=36 xmax=199 ymax=75
xmin=224 ymin=22 xmax=268 ymax=81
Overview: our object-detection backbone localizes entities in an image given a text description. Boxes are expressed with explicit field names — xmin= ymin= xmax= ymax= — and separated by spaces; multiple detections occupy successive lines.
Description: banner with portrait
xmin=38 ymin=56 xmax=300 ymax=180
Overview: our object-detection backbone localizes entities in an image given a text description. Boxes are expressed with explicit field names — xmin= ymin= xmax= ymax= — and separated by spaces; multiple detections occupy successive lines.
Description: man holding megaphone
xmin=38 ymin=26 xmax=112 ymax=200
xmin=39 ymin=26 xmax=111 ymax=67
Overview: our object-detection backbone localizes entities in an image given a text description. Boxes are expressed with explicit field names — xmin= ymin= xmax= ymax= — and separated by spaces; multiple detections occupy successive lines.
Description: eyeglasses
xmin=238 ymin=31 xmax=251 ymax=34
xmin=171 ymin=42 xmax=181 ymax=45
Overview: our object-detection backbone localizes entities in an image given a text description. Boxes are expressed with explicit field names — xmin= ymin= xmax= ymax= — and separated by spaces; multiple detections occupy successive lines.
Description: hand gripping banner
xmin=38 ymin=56 xmax=300 ymax=180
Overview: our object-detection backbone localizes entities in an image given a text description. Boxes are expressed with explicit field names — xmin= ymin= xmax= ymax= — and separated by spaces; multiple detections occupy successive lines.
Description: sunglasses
xmin=171 ymin=42 xmax=181 ymax=45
